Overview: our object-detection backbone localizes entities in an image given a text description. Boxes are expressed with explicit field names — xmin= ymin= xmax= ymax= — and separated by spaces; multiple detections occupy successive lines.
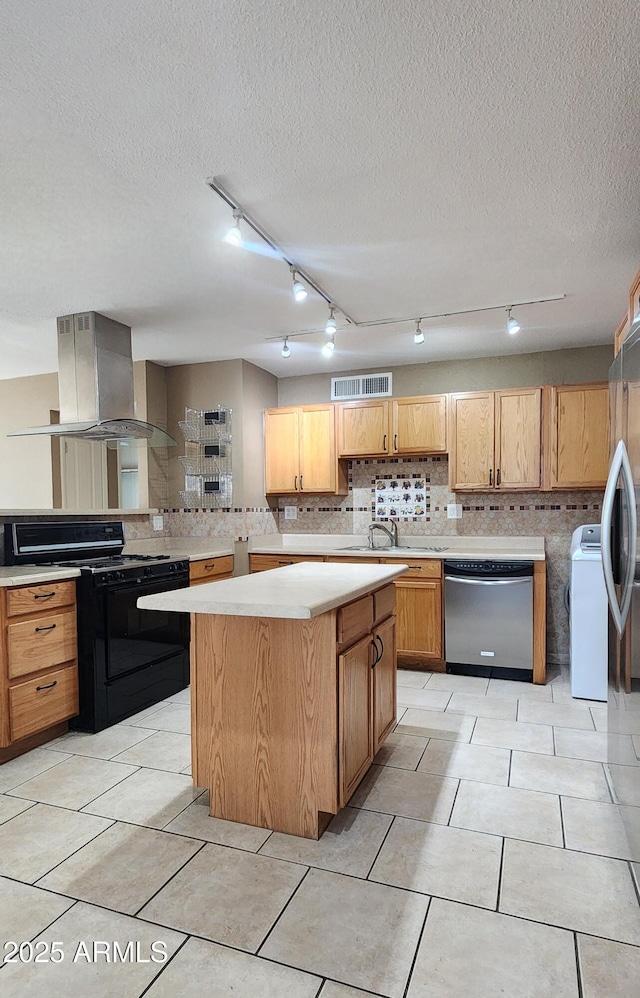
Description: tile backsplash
xmin=277 ymin=457 xmax=604 ymax=666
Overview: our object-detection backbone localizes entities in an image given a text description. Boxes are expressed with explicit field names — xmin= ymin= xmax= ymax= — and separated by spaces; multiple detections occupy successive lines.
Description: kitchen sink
xmin=338 ymin=545 xmax=449 ymax=553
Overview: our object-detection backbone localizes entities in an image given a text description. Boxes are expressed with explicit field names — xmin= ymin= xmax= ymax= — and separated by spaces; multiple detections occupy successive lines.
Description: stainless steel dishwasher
xmin=444 ymin=560 xmax=534 ymax=677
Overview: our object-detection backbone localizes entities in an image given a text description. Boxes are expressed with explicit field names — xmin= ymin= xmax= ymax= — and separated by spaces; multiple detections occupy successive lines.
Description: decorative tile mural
xmin=374 ymin=476 xmax=428 ymax=519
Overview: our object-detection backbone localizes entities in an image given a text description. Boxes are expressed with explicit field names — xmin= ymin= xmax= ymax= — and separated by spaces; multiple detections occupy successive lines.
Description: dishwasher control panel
xmin=444 ymin=560 xmax=534 ymax=578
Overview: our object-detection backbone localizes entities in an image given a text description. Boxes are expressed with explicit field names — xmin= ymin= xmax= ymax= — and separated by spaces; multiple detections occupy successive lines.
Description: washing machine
xmin=569 ymin=524 xmax=607 ymax=701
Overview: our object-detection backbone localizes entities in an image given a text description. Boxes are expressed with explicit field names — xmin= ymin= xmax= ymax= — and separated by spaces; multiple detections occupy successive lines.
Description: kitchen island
xmin=139 ymin=561 xmax=407 ymax=838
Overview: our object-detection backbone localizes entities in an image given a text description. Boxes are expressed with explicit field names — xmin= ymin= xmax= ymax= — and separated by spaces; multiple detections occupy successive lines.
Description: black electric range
xmin=4 ymin=521 xmax=190 ymax=732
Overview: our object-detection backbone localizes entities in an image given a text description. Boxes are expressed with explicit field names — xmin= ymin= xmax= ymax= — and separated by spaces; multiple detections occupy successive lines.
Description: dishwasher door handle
xmin=444 ymin=576 xmax=531 ymax=586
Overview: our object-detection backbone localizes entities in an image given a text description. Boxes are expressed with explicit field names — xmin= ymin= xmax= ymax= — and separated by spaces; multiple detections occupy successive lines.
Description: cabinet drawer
xmin=10 ymin=665 xmax=79 ymax=742
xmin=7 ymin=610 xmax=77 ymax=680
xmin=380 ymin=558 xmax=442 ymax=580
xmin=7 ymin=580 xmax=76 ymax=617
xmin=373 ymin=584 xmax=396 ymax=624
xmin=338 ymin=595 xmax=374 ymax=647
xmin=249 ymin=554 xmax=325 ymax=572
xmin=189 ymin=556 xmax=234 ymax=585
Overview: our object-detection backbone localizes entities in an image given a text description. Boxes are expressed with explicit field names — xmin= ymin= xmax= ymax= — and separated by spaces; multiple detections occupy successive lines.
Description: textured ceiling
xmin=1 ymin=0 xmax=639 ymax=380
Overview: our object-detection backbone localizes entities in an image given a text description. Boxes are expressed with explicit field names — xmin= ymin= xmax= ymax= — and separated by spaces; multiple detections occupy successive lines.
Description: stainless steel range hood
xmin=8 ymin=312 xmax=176 ymax=447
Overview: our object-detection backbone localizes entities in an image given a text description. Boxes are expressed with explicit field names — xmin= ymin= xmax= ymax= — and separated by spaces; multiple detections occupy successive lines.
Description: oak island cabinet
xmin=138 ymin=561 xmax=406 ymax=839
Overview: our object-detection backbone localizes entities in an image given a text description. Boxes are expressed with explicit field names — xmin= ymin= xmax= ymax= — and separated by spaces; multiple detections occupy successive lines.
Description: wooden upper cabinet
xmin=544 ymin=383 xmax=610 ymax=489
xmin=495 ymin=388 xmax=541 ymax=490
xmin=450 ymin=388 xmax=542 ymax=491
xmin=391 ymin=396 xmax=447 ymax=454
xmin=264 ymin=408 xmax=299 ymax=493
xmin=449 ymin=392 xmax=494 ymax=489
xmin=298 ymin=405 xmax=336 ymax=492
xmin=337 ymin=400 xmax=389 ymax=457
xmin=614 ymin=313 xmax=631 ymax=357
xmin=629 ymin=266 xmax=640 ymax=325
xmin=265 ymin=404 xmax=345 ymax=495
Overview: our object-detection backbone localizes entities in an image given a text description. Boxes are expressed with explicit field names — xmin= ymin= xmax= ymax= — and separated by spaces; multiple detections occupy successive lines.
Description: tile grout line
xmin=401 ymin=898 xmax=431 ymax=998
xmin=132 ymin=838 xmax=208 ymax=917
xmin=495 ymin=836 xmax=506 ymax=912
xmin=364 ymin=814 xmax=397 ymax=881
xmin=254 ymin=865 xmax=313 ymax=956
xmin=573 ymin=932 xmax=584 ymax=998
xmin=137 ymin=933 xmax=191 ymax=997
xmin=31 ymin=820 xmax=117 ymax=887
xmin=558 ymin=795 xmax=566 ymax=849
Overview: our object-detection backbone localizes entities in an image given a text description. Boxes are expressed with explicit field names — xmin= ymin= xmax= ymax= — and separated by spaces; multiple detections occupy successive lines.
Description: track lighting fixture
xmin=325 ymin=307 xmax=337 ymax=335
xmin=322 ymin=335 xmax=335 ymax=358
xmin=506 ymin=307 xmax=520 ymax=335
xmin=414 ymin=319 xmax=425 ymax=345
xmin=224 ymin=211 xmax=243 ymax=247
xmin=291 ymin=269 xmax=308 ymax=302
xmin=281 ymin=337 xmax=290 ymax=358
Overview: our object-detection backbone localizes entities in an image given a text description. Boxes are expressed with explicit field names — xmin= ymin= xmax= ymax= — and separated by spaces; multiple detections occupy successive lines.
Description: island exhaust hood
xmin=8 ymin=312 xmax=176 ymax=447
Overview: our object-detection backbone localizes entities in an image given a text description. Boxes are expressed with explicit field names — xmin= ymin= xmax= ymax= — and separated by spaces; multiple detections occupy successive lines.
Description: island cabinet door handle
xmin=370 ymin=640 xmax=379 ymax=668
xmin=34 ymin=591 xmax=56 ymax=600
xmin=376 ymin=634 xmax=384 ymax=660
xmin=36 ymin=680 xmax=58 ymax=691
xmin=35 ymin=624 xmax=57 ymax=633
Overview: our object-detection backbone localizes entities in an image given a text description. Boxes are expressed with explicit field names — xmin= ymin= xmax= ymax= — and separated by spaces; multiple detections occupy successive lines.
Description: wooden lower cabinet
xmin=249 ymin=553 xmax=325 ymax=572
xmin=373 ymin=614 xmax=397 ymax=750
xmin=338 ymin=634 xmax=375 ymax=807
xmin=0 ymin=578 xmax=79 ymax=761
xmin=191 ymin=582 xmax=397 ymax=838
xmin=189 ymin=555 xmax=234 ymax=585
xmin=395 ymin=579 xmax=443 ymax=666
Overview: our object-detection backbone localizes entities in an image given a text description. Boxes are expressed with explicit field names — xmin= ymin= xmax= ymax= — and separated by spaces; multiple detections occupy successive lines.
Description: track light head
xmin=281 ymin=337 xmax=290 ymax=359
xmin=224 ymin=211 xmax=243 ymax=247
xmin=506 ymin=308 xmax=520 ymax=335
xmin=414 ymin=319 xmax=425 ymax=345
xmin=325 ymin=307 xmax=337 ymax=335
xmin=322 ymin=335 xmax=335 ymax=358
xmin=291 ymin=269 xmax=308 ymax=302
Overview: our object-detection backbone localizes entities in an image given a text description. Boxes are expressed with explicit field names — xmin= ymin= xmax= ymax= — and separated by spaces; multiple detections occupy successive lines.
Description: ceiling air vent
xmin=331 ymin=373 xmax=392 ymax=401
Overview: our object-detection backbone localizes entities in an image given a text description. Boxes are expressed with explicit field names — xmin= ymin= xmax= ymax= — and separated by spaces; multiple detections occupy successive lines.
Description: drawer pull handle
xmin=35 ymin=624 xmax=57 ymax=633
xmin=204 ymin=563 xmax=216 ymax=570
xmin=36 ymin=680 xmax=58 ymax=691
xmin=34 ymin=592 xmax=56 ymax=599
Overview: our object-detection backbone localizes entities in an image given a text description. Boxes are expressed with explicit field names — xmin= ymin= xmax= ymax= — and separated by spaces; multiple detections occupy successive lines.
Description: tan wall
xmin=166 ymin=359 xmax=245 ymax=507
xmin=277 ymin=345 xmax=612 ymax=406
xmin=0 ymin=373 xmax=60 ymax=508
xmin=241 ymin=361 xmax=278 ymax=507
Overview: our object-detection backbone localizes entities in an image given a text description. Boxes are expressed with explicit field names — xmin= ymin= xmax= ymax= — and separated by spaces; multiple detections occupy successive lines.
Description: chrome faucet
xmin=368 ymin=519 xmax=399 ymax=549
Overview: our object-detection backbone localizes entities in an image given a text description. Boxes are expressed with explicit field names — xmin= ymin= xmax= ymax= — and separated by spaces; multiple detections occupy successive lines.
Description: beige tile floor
xmin=0 ymin=667 xmax=638 ymax=996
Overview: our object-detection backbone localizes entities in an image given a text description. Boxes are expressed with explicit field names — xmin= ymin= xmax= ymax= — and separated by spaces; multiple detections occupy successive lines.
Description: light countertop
xmin=0 ymin=566 xmax=81 ymax=587
xmin=138 ymin=561 xmax=408 ymax=619
xmin=248 ymin=533 xmax=545 ymax=561
xmin=123 ymin=537 xmax=235 ymax=561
